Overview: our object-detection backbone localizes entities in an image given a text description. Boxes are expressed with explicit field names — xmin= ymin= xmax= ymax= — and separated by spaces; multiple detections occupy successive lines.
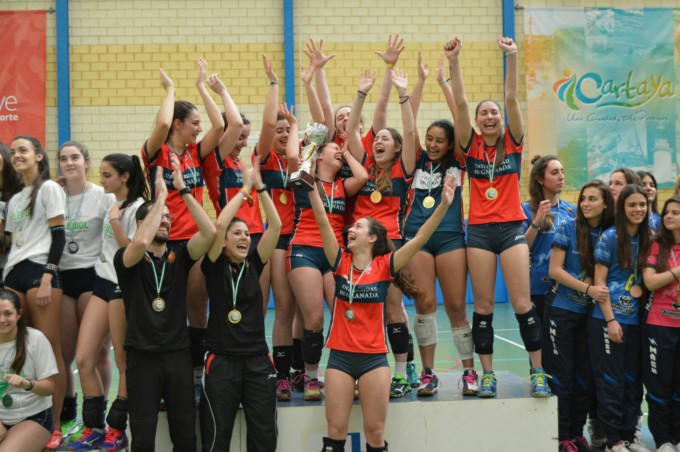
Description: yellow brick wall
xmin=5 ymin=0 xmax=678 ymax=217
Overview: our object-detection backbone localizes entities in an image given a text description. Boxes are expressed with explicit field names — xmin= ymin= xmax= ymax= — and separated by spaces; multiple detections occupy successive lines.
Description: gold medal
xmin=630 ymin=285 xmax=643 ymax=298
xmin=423 ymin=196 xmax=435 ymax=209
xmin=152 ymin=297 xmax=166 ymax=312
xmin=370 ymin=191 xmax=382 ymax=204
xmin=279 ymin=192 xmax=289 ymax=205
xmin=228 ymin=309 xmax=242 ymax=324
xmin=345 ymin=308 xmax=355 ymax=321
xmin=485 ymin=187 xmax=498 ymax=201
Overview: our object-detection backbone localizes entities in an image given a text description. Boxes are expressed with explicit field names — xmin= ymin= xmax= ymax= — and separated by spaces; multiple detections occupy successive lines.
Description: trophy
xmin=289 ymin=122 xmax=329 ymax=192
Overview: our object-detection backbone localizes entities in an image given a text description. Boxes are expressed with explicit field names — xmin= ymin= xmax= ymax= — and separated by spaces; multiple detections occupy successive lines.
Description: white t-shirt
xmin=4 ymin=181 xmax=65 ymax=277
xmin=59 ymin=184 xmax=115 ymax=271
xmin=0 ymin=328 xmax=58 ymax=425
xmin=95 ymin=197 xmax=145 ymax=284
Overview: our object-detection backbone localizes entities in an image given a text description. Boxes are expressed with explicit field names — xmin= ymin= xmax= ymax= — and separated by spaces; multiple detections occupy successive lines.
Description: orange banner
xmin=0 ymin=10 xmax=46 ymax=145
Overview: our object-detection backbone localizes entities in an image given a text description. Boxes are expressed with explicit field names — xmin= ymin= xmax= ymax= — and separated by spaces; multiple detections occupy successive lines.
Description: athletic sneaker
xmin=559 ymin=440 xmax=579 ymax=452
xmin=587 ymin=418 xmax=607 ymax=448
xmin=605 ymin=440 xmax=630 ymax=452
xmin=416 ymin=369 xmax=439 ymax=397
xmin=99 ymin=427 xmax=129 ymax=451
xmin=626 ymin=439 xmax=650 ymax=452
xmin=530 ymin=368 xmax=552 ymax=398
xmin=656 ymin=443 xmax=675 ymax=452
xmin=291 ymin=370 xmax=306 ymax=392
xmin=571 ymin=435 xmax=591 ymax=451
xmin=389 ymin=374 xmax=411 ymax=398
xmin=60 ymin=419 xmax=80 ymax=438
xmin=304 ymin=378 xmax=322 ymax=401
xmin=406 ymin=362 xmax=420 ymax=388
xmin=276 ymin=378 xmax=293 ymax=401
xmin=460 ymin=369 xmax=479 ymax=396
xmin=477 ymin=371 xmax=497 ymax=398
xmin=45 ymin=428 xmax=63 ymax=450
xmin=67 ymin=427 xmax=106 ymax=450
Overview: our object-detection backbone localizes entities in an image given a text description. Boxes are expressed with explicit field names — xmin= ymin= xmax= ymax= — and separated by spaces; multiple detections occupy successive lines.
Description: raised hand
xmin=417 ymin=50 xmax=429 ymax=81
xmin=250 ymin=157 xmax=264 ymax=190
xmin=278 ymin=103 xmax=296 ymax=125
xmin=262 ymin=54 xmax=278 ymax=83
xmin=159 ymin=68 xmax=174 ymax=91
xmin=358 ymin=68 xmax=376 ymax=93
xmin=301 ymin=63 xmax=314 ymax=85
xmin=375 ymin=34 xmax=405 ymax=66
xmin=207 ymin=73 xmax=226 ymax=95
xmin=436 ymin=53 xmax=446 ymax=84
xmin=155 ymin=163 xmax=168 ymax=200
xmin=305 ymin=38 xmax=336 ymax=69
xmin=441 ymin=174 xmax=457 ymax=206
xmin=497 ymin=35 xmax=517 ymax=54
xmin=391 ymin=68 xmax=408 ymax=93
xmin=169 ymin=154 xmax=186 ymax=191
xmin=239 ymin=158 xmax=253 ymax=191
xmin=443 ymin=36 xmax=462 ymax=61
xmin=196 ymin=58 xmax=208 ymax=86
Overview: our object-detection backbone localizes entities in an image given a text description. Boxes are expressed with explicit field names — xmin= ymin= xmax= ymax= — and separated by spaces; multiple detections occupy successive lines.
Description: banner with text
xmin=0 ymin=10 xmax=46 ymax=145
xmin=525 ymin=8 xmax=679 ymax=189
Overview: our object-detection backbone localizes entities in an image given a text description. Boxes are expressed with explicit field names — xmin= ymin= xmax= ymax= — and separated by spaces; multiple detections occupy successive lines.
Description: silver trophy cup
xmin=290 ymin=122 xmax=329 ymax=192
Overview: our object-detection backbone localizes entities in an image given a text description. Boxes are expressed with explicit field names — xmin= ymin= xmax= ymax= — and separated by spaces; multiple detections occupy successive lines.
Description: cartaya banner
xmin=524 ymin=8 xmax=678 ymax=189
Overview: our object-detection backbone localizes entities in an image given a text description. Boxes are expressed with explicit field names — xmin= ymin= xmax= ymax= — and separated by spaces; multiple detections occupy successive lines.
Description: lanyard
xmin=229 ymin=262 xmax=246 ymax=309
xmin=632 ymin=235 xmax=639 ymax=283
xmin=348 ymin=259 xmax=374 ymax=306
xmin=66 ymin=185 xmax=88 ymax=241
xmin=277 ymin=158 xmax=289 ymax=188
xmin=322 ymin=180 xmax=336 ymax=214
xmin=146 ymin=252 xmax=167 ymax=298
xmin=427 ymin=162 xmax=441 ymax=197
xmin=483 ymin=149 xmax=495 ymax=186
xmin=166 ymin=143 xmax=198 ymax=187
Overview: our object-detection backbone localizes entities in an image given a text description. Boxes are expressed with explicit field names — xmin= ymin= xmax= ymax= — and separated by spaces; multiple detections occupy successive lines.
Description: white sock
xmin=307 ymin=368 xmax=319 ymax=379
xmin=395 ymin=362 xmax=407 ymax=377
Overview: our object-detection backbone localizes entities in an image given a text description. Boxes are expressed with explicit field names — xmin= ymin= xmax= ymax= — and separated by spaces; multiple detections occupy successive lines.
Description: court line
xmin=494 ymin=334 xmax=525 ymax=350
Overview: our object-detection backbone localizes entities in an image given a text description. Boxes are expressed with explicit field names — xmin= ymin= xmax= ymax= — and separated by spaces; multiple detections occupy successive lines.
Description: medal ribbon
xmin=66 ymin=185 xmax=88 ymax=243
xmin=483 ymin=149 xmax=495 ymax=187
xmin=671 ymin=247 xmax=680 ymax=293
xmin=427 ymin=162 xmax=441 ymax=198
xmin=167 ymin=143 xmax=198 ymax=188
xmin=277 ymin=158 xmax=289 ymax=189
xmin=347 ymin=259 xmax=374 ymax=308
xmin=625 ymin=235 xmax=640 ymax=292
xmin=230 ymin=262 xmax=246 ymax=310
xmin=322 ymin=180 xmax=336 ymax=214
xmin=146 ymin=252 xmax=167 ymax=300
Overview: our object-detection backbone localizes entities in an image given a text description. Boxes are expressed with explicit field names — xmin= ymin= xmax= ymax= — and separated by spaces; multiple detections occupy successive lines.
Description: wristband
xmin=386 ymin=63 xmax=394 ymax=68
xmin=357 ymin=90 xmax=367 ymax=98
xmin=240 ymin=188 xmax=253 ymax=204
xmin=178 ymin=187 xmax=191 ymax=197
xmin=44 ymin=263 xmax=58 ymax=276
xmin=439 ymin=78 xmax=451 ymax=85
xmin=584 ymin=285 xmax=590 ymax=296
xmin=606 ymin=318 xmax=616 ymax=324
xmin=109 ymin=217 xmax=121 ymax=223
xmin=505 ymin=50 xmax=518 ymax=56
xmin=165 ymin=87 xmax=174 ymax=93
xmin=23 ymin=379 xmax=34 ymax=392
xmin=530 ymin=223 xmax=541 ymax=232
xmin=256 ymin=185 xmax=268 ymax=193
xmin=270 ymin=80 xmax=278 ymax=85
xmin=399 ymin=96 xmax=410 ymax=105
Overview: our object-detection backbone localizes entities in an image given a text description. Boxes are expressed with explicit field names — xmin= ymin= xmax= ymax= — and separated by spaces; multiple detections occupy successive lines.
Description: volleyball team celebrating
xmin=0 ymin=33 xmax=678 ymax=452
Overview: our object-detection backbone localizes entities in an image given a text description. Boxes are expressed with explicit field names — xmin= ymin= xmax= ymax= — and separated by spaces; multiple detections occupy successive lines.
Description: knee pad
xmin=105 ymin=397 xmax=128 ymax=431
xmin=414 ymin=313 xmax=438 ymax=346
xmin=387 ymin=323 xmax=409 ymax=354
xmin=302 ymin=329 xmax=324 ymax=365
xmin=472 ymin=312 xmax=494 ymax=355
xmin=82 ymin=396 xmax=106 ymax=429
xmin=516 ymin=308 xmax=542 ymax=352
xmin=366 ymin=440 xmax=388 ymax=452
xmin=188 ymin=327 xmax=207 ymax=367
xmin=322 ymin=437 xmax=346 ymax=452
xmin=452 ymin=324 xmax=474 ymax=361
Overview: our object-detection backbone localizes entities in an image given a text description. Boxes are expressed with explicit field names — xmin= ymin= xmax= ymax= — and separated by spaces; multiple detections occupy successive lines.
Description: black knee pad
xmin=366 ymin=440 xmax=388 ymax=451
xmin=302 ymin=329 xmax=324 ymax=365
xmin=387 ymin=323 xmax=409 ymax=354
xmin=188 ymin=327 xmax=207 ymax=367
xmin=472 ymin=312 xmax=494 ymax=355
xmin=321 ymin=437 xmax=346 ymax=452
xmin=61 ymin=394 xmax=77 ymax=421
xmin=82 ymin=396 xmax=106 ymax=429
xmin=516 ymin=308 xmax=542 ymax=352
xmin=106 ymin=396 xmax=128 ymax=431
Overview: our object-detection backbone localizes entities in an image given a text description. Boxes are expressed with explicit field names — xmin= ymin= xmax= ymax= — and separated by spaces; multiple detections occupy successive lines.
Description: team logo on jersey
xmin=673 ymin=301 xmax=680 ymax=311
xmin=619 ymin=295 xmax=633 ymax=308
xmin=167 ymin=251 xmax=176 ymax=263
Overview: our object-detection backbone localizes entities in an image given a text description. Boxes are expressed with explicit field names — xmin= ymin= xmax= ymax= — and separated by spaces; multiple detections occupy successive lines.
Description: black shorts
xmin=60 ymin=267 xmax=96 ymax=299
xmin=276 ymin=234 xmax=292 ymax=251
xmin=4 ymin=260 xmax=63 ymax=294
xmin=3 ymin=406 xmax=54 ymax=433
xmin=404 ymin=231 xmax=465 ymax=256
xmin=91 ymin=275 xmax=122 ymax=302
xmin=467 ymin=221 xmax=527 ymax=254
xmin=326 ymin=349 xmax=389 ymax=380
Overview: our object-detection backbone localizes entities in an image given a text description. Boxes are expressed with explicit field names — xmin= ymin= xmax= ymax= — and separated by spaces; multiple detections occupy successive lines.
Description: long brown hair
xmin=649 ymin=196 xmax=680 ymax=273
xmin=14 ymin=136 xmax=51 ymax=217
xmin=0 ymin=289 xmax=27 ymax=373
xmin=528 ymin=154 xmax=560 ymax=231
xmin=615 ymin=184 xmax=650 ymax=270
xmin=576 ymin=180 xmax=614 ymax=278
xmin=371 ymin=128 xmax=403 ymax=194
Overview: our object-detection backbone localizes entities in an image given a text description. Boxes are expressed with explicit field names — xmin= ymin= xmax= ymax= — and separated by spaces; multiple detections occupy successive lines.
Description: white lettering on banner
xmin=0 ymin=96 xmax=19 ymax=121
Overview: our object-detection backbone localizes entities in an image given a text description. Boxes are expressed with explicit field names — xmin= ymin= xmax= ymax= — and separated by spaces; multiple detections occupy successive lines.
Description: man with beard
xmin=114 ymin=157 xmax=216 ymax=451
